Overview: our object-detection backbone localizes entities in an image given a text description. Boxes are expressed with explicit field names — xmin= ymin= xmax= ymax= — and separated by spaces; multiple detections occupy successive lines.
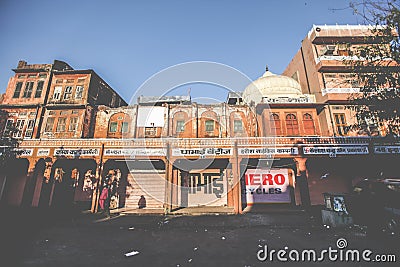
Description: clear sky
xmin=0 ymin=0 xmax=363 ymax=103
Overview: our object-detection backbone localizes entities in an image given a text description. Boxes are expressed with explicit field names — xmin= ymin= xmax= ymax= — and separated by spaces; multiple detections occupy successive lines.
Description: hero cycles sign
xmin=243 ymin=168 xmax=293 ymax=204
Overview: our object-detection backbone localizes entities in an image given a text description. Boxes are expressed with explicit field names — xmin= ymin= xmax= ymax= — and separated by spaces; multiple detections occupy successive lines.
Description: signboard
xmin=374 ymin=146 xmax=400 ymax=154
xmin=172 ymin=148 xmax=232 ymax=157
xmin=37 ymin=148 xmax=50 ymax=157
xmin=263 ymin=95 xmax=315 ymax=103
xmin=303 ymin=146 xmax=369 ymax=155
xmin=104 ymin=148 xmax=166 ymax=157
xmin=179 ymin=169 xmax=227 ymax=207
xmin=321 ymin=87 xmax=360 ymax=96
xmin=54 ymin=148 xmax=99 ymax=156
xmin=244 ymin=168 xmax=293 ymax=204
xmin=239 ymin=147 xmax=298 ymax=156
xmin=137 ymin=106 xmax=166 ymax=127
xmin=15 ymin=148 xmax=33 ymax=157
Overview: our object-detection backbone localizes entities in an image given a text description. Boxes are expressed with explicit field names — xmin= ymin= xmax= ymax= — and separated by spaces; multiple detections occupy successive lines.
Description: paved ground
xmin=1 ymin=207 xmax=399 ymax=267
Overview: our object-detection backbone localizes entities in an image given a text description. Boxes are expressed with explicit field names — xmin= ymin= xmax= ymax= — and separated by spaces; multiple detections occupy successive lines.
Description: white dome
xmin=242 ymin=70 xmax=303 ymax=104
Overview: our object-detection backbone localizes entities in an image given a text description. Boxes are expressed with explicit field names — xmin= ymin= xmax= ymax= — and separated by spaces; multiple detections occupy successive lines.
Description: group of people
xmin=98 ymin=169 xmax=147 ymax=217
xmin=98 ymin=170 xmax=119 ymax=217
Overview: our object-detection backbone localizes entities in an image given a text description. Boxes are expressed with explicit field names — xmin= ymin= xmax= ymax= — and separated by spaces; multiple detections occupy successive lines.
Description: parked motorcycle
xmin=347 ymin=178 xmax=400 ymax=238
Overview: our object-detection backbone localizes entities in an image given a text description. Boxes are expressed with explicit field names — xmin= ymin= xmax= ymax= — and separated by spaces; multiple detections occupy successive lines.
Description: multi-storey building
xmin=283 ymin=25 xmax=391 ymax=136
xmin=0 ymin=60 xmax=127 ymax=140
xmin=0 ymin=49 xmax=399 ymax=214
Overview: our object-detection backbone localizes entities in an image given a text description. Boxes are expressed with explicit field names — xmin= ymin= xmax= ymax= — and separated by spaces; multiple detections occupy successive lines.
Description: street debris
xmin=221 ymin=236 xmax=226 ymax=240
xmin=128 ymin=227 xmax=135 ymax=230
xmin=204 ymin=229 xmax=208 ymax=232
xmin=188 ymin=258 xmax=193 ymax=263
xmin=193 ymin=247 xmax=198 ymax=251
xmin=124 ymin=250 xmax=140 ymax=257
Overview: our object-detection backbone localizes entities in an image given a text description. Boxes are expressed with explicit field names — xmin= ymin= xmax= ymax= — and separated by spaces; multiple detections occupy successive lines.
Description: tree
xmin=347 ymin=0 xmax=400 ymax=136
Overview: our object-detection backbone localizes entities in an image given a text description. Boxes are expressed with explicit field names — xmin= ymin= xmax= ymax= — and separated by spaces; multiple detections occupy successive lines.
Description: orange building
xmin=283 ymin=25 xmax=391 ymax=137
xmin=0 ymin=51 xmax=399 ymax=214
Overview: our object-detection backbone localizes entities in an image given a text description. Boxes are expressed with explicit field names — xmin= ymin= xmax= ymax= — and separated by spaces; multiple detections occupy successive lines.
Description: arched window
xmin=107 ymin=112 xmax=131 ymax=138
xmin=270 ymin=113 xmax=282 ymax=136
xmin=173 ymin=111 xmax=187 ymax=135
xmin=285 ymin=113 xmax=299 ymax=136
xmin=303 ymin=113 xmax=316 ymax=135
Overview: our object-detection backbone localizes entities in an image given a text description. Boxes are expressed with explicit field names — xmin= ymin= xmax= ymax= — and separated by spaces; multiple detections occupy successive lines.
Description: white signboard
xmin=104 ymin=148 xmax=166 ymax=157
xmin=37 ymin=148 xmax=50 ymax=157
xmin=54 ymin=148 xmax=99 ymax=156
xmin=263 ymin=95 xmax=315 ymax=103
xmin=172 ymin=148 xmax=232 ymax=156
xmin=303 ymin=146 xmax=369 ymax=155
xmin=321 ymin=87 xmax=360 ymax=96
xmin=15 ymin=148 xmax=33 ymax=157
xmin=137 ymin=106 xmax=166 ymax=127
xmin=239 ymin=147 xmax=298 ymax=156
xmin=374 ymin=146 xmax=400 ymax=154
xmin=244 ymin=168 xmax=292 ymax=204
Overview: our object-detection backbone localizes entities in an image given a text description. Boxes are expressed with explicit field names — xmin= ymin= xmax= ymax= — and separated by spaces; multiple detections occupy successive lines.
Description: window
xmin=53 ymin=86 xmax=62 ymax=100
xmin=303 ymin=113 xmax=316 ymax=135
xmin=233 ymin=119 xmax=243 ymax=133
xmin=285 ymin=113 xmax=299 ymax=136
xmin=24 ymin=119 xmax=35 ymax=138
xmin=28 ymin=74 xmax=36 ymax=78
xmin=66 ymin=79 xmax=74 ymax=83
xmin=109 ymin=122 xmax=118 ymax=133
xmin=22 ymin=81 xmax=34 ymax=98
xmin=3 ymin=119 xmax=14 ymax=137
xmin=121 ymin=122 xmax=129 ymax=133
xmin=270 ymin=113 xmax=282 ymax=135
xmin=69 ymin=117 xmax=78 ymax=132
xmin=44 ymin=117 xmax=55 ymax=132
xmin=13 ymin=82 xmax=23 ymax=98
xmin=56 ymin=118 xmax=66 ymax=132
xmin=205 ymin=120 xmax=214 ymax=132
xmin=75 ymin=86 xmax=83 ymax=99
xmin=176 ymin=120 xmax=185 ymax=133
xmin=38 ymin=74 xmax=47 ymax=79
xmin=14 ymin=119 xmax=25 ymax=138
xmin=17 ymin=74 xmax=26 ymax=79
xmin=334 ymin=113 xmax=348 ymax=136
xmin=63 ymin=86 xmax=73 ymax=100
xmin=77 ymin=78 xmax=86 ymax=83
xmin=56 ymin=79 xmax=63 ymax=84
xmin=34 ymin=81 xmax=44 ymax=98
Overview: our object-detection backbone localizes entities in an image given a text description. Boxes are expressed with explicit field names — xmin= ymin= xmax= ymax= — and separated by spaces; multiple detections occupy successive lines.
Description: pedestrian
xmin=138 ymin=195 xmax=146 ymax=209
xmin=99 ymin=172 xmax=113 ymax=217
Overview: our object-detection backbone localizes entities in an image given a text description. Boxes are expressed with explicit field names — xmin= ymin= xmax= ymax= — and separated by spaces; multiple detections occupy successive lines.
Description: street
xmin=1 ymin=207 xmax=399 ymax=267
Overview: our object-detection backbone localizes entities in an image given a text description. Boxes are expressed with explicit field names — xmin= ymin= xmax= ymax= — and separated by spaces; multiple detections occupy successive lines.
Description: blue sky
xmin=0 ymin=0 xmax=362 ymax=103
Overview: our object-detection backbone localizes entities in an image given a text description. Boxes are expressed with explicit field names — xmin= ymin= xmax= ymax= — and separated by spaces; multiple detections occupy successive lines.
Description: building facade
xmin=1 ymin=35 xmax=399 ymax=214
xmin=283 ymin=25 xmax=392 ymax=137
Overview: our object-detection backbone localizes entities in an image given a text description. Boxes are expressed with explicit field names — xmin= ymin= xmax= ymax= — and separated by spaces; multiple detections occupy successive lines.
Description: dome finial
xmin=265 ymin=65 xmax=269 ymax=72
